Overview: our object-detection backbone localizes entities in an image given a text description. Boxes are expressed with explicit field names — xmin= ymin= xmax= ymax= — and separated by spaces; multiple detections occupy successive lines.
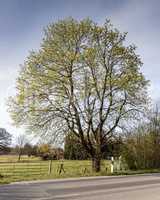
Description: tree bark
xmin=18 ymin=149 xmax=22 ymax=161
xmin=18 ymin=153 xmax=21 ymax=161
xmin=92 ymin=157 xmax=101 ymax=172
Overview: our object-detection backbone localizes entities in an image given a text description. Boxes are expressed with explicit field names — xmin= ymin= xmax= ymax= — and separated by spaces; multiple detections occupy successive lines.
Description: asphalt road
xmin=1 ymin=174 xmax=160 ymax=200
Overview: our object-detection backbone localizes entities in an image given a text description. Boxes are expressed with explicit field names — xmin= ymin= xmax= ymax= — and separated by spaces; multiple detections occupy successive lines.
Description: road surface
xmin=1 ymin=174 xmax=160 ymax=199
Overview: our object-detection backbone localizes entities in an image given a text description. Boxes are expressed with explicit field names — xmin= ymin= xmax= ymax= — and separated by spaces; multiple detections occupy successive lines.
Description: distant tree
xmin=0 ymin=128 xmax=11 ymax=152
xmin=23 ymin=143 xmax=33 ymax=157
xmin=38 ymin=143 xmax=50 ymax=154
xmin=8 ymin=18 xmax=148 ymax=172
xmin=16 ymin=134 xmax=27 ymax=161
xmin=38 ymin=144 xmax=63 ymax=160
xmin=38 ymin=144 xmax=52 ymax=160
xmin=31 ymin=145 xmax=39 ymax=156
xmin=54 ymin=147 xmax=64 ymax=160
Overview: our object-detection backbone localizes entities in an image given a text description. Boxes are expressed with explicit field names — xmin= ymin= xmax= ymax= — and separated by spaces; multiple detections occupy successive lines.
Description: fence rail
xmin=0 ymin=161 xmax=50 ymax=176
xmin=0 ymin=160 xmax=123 ymax=179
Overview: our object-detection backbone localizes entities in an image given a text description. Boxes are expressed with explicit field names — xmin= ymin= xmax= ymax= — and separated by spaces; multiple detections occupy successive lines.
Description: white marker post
xmin=111 ymin=156 xmax=114 ymax=174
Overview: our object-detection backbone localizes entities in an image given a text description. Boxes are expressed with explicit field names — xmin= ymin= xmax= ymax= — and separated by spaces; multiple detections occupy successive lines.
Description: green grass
xmin=0 ymin=155 xmax=111 ymax=184
xmin=0 ymin=155 xmax=41 ymax=162
xmin=111 ymin=168 xmax=160 ymax=176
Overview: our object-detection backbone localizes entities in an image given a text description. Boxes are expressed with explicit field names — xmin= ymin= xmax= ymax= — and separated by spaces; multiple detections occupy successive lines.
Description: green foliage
xmin=101 ymin=137 xmax=123 ymax=158
xmin=64 ymin=133 xmax=123 ymax=160
xmin=38 ymin=144 xmax=63 ymax=160
xmin=122 ymin=108 xmax=160 ymax=169
xmin=23 ymin=143 xmax=38 ymax=157
xmin=64 ymin=133 xmax=90 ymax=160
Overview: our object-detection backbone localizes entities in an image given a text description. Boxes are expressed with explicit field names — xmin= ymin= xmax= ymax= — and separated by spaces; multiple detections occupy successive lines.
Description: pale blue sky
xmin=0 ymin=0 xmax=160 ymax=141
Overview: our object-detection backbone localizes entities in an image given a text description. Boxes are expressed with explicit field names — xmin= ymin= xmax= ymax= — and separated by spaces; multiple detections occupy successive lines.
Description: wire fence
xmin=0 ymin=159 xmax=125 ymax=179
xmin=0 ymin=160 xmax=112 ymax=178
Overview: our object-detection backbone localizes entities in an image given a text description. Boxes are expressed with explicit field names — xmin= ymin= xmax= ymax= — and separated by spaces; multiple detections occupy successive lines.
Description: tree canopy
xmin=8 ymin=18 xmax=148 ymax=171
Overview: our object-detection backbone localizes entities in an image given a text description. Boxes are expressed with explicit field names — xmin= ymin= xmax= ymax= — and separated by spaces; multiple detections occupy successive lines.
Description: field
xmin=0 ymin=155 xmax=40 ymax=162
xmin=0 ymin=155 xmax=111 ymax=184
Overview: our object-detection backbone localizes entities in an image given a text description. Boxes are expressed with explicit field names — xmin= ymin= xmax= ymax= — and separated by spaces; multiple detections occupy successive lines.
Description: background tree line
xmin=122 ymin=107 xmax=160 ymax=170
xmin=11 ymin=143 xmax=64 ymax=161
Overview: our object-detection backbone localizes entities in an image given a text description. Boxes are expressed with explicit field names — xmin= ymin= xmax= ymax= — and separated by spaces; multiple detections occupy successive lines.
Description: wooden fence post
xmin=48 ymin=160 xmax=53 ymax=175
xmin=58 ymin=163 xmax=65 ymax=174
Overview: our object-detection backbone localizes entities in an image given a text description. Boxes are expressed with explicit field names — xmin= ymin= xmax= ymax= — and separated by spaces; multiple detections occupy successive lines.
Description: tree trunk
xmin=18 ymin=153 xmax=21 ymax=161
xmin=92 ymin=133 xmax=102 ymax=172
xmin=92 ymin=157 xmax=101 ymax=172
xmin=18 ymin=149 xmax=22 ymax=161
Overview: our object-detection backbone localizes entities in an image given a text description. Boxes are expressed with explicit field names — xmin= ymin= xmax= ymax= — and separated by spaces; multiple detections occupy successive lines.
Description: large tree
xmin=8 ymin=18 xmax=148 ymax=171
xmin=0 ymin=128 xmax=11 ymax=151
